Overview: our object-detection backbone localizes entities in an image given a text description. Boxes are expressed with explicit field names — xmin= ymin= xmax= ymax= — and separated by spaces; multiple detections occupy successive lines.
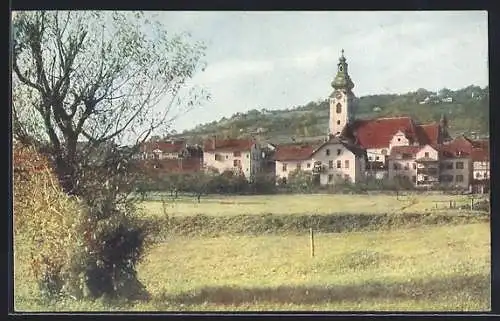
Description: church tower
xmin=329 ymin=49 xmax=356 ymax=137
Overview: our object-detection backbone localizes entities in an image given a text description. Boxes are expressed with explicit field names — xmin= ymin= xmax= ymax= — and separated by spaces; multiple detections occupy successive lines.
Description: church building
xmin=274 ymin=49 xmax=489 ymax=190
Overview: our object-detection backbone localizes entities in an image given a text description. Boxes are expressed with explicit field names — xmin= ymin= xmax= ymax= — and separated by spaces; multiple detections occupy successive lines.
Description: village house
xmin=273 ymin=143 xmax=318 ymax=184
xmin=471 ymin=140 xmax=490 ymax=193
xmin=388 ymin=144 xmax=440 ymax=187
xmin=202 ymin=137 xmax=263 ymax=180
xmin=273 ymin=137 xmax=366 ymax=185
xmin=139 ymin=139 xmax=187 ymax=160
xmin=340 ymin=116 xmax=447 ymax=177
xmin=386 ymin=136 xmax=488 ymax=190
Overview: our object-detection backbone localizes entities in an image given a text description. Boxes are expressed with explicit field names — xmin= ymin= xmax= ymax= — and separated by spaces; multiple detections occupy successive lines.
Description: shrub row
xmin=154 ymin=212 xmax=489 ymax=238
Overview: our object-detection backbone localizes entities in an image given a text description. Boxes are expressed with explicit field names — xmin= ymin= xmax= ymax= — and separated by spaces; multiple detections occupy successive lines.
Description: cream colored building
xmin=311 ymin=138 xmax=366 ymax=185
xmin=203 ymin=138 xmax=262 ymax=180
xmin=274 ymin=137 xmax=366 ymax=185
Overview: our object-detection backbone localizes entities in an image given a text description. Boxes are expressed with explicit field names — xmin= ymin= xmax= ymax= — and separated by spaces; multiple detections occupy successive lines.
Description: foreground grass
xmin=15 ymin=222 xmax=490 ymax=312
xmin=138 ymin=193 xmax=485 ymax=218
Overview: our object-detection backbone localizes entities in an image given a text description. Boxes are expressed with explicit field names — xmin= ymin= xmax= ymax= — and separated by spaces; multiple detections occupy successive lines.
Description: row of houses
xmin=137 ymin=120 xmax=489 ymax=193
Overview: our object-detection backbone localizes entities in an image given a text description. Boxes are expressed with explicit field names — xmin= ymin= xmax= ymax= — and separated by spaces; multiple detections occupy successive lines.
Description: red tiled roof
xmin=348 ymin=117 xmax=417 ymax=149
xmin=471 ymin=148 xmax=489 ymax=162
xmin=140 ymin=141 xmax=185 ymax=154
xmin=204 ymin=138 xmax=256 ymax=152
xmin=273 ymin=143 xmax=316 ymax=161
xmin=440 ymin=136 xmax=474 ymax=158
xmin=471 ymin=139 xmax=489 ymax=149
xmin=416 ymin=123 xmax=440 ymax=145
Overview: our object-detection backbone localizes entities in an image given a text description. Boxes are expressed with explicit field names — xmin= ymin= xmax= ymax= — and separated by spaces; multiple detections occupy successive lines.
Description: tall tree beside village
xmin=12 ymin=11 xmax=209 ymax=194
xmin=11 ymin=11 xmax=209 ymax=300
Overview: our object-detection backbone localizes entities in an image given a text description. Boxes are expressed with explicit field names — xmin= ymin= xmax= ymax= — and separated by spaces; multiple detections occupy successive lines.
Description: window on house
xmin=307 ymin=163 xmax=311 ymax=168
xmin=336 ymin=103 xmax=342 ymax=114
xmin=456 ymin=175 xmax=464 ymax=182
xmin=404 ymin=163 xmax=409 ymax=170
xmin=246 ymin=154 xmax=250 ymax=158
xmin=397 ymin=138 xmax=401 ymax=142
xmin=328 ymin=174 xmax=334 ymax=183
xmin=446 ymin=162 xmax=453 ymax=170
xmin=393 ymin=163 xmax=399 ymax=170
xmin=344 ymin=174 xmax=350 ymax=181
xmin=456 ymin=162 xmax=464 ymax=169
xmin=476 ymin=172 xmax=482 ymax=178
xmin=233 ymin=159 xmax=241 ymax=167
xmin=215 ymin=154 xmax=222 ymax=161
xmin=424 ymin=152 xmax=429 ymax=158
xmin=345 ymin=160 xmax=349 ymax=169
xmin=440 ymin=175 xmax=453 ymax=182
xmin=233 ymin=151 xmax=241 ymax=157
xmin=282 ymin=163 xmax=287 ymax=172
xmin=337 ymin=149 xmax=342 ymax=156
xmin=375 ymin=156 xmax=380 ymax=161
xmin=423 ymin=175 xmax=428 ymax=181
xmin=326 ymin=149 xmax=330 ymax=156
xmin=225 ymin=155 xmax=229 ymax=159
xmin=296 ymin=163 xmax=301 ymax=170
xmin=368 ymin=156 xmax=373 ymax=161
xmin=381 ymin=149 xmax=387 ymax=155
xmin=329 ymin=160 xmax=334 ymax=169
xmin=412 ymin=163 xmax=416 ymax=169
xmin=337 ymin=160 xmax=341 ymax=169
xmin=337 ymin=120 xmax=340 ymax=125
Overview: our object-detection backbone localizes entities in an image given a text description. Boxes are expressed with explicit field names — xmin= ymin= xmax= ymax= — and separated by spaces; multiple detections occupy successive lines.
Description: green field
xmin=14 ymin=193 xmax=491 ymax=312
xmin=138 ymin=193 xmax=485 ymax=217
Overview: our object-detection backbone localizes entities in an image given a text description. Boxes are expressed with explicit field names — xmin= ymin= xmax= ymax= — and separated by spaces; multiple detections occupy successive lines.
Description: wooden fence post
xmin=310 ymin=228 xmax=315 ymax=258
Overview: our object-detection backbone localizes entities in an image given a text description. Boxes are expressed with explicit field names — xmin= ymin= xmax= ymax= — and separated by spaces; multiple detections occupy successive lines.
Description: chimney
xmin=212 ymin=135 xmax=216 ymax=150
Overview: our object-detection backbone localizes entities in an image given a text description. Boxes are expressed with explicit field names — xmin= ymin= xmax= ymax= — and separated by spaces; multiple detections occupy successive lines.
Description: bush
xmin=13 ymin=144 xmax=86 ymax=299
xmin=13 ymin=144 xmax=158 ymax=302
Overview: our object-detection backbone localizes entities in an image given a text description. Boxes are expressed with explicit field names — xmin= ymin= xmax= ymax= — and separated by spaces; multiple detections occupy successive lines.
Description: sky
xmin=127 ymin=11 xmax=488 ymax=133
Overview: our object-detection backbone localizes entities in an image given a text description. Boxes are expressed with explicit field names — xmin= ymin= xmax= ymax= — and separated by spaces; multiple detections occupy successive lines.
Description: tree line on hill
xmin=177 ymin=85 xmax=489 ymax=144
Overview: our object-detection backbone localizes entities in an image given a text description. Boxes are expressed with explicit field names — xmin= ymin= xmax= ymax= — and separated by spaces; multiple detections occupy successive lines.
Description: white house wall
xmin=204 ymin=148 xmax=262 ymax=180
xmin=312 ymin=143 xmax=362 ymax=184
xmin=473 ymin=161 xmax=490 ymax=180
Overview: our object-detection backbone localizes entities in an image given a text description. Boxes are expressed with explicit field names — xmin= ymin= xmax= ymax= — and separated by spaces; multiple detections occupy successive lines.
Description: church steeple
xmin=328 ymin=50 xmax=357 ymax=137
xmin=439 ymin=113 xmax=451 ymax=143
xmin=331 ymin=49 xmax=354 ymax=91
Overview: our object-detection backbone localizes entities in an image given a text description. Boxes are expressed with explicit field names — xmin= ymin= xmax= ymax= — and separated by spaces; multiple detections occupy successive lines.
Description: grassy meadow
xmin=138 ymin=193 xmax=486 ymax=218
xmin=14 ymin=193 xmax=491 ymax=312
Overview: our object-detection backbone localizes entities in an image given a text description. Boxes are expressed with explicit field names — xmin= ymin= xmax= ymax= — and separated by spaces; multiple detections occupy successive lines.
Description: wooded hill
xmin=175 ymin=85 xmax=489 ymax=145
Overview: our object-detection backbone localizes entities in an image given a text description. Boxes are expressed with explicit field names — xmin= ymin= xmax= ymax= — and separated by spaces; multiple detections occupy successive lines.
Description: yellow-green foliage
xmin=13 ymin=144 xmax=85 ymax=297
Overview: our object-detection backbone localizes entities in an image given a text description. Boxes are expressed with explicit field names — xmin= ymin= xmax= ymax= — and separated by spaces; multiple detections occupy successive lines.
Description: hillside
xmin=175 ymin=85 xmax=489 ymax=145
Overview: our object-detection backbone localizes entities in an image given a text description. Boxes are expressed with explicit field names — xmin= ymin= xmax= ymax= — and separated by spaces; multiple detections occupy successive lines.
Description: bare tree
xmin=12 ymin=11 xmax=209 ymax=194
